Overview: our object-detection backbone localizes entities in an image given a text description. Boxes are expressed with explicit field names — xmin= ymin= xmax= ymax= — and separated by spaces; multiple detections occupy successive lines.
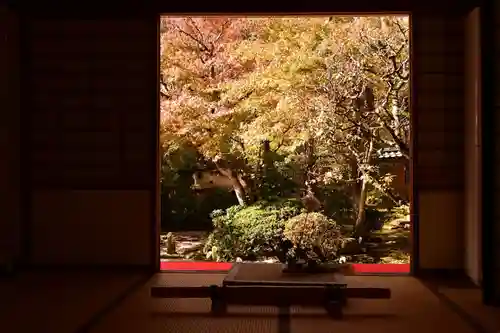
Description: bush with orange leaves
xmin=284 ymin=212 xmax=347 ymax=263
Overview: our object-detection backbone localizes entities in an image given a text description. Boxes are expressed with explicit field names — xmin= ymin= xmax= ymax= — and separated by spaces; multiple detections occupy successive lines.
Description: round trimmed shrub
xmin=284 ymin=212 xmax=346 ymax=262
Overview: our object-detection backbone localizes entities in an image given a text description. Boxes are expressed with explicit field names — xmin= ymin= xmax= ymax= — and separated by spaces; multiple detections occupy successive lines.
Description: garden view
xmin=159 ymin=16 xmax=411 ymax=268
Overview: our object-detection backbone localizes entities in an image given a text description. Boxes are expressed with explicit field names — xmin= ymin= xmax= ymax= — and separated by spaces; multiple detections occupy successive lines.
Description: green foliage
xmin=365 ymin=207 xmax=390 ymax=230
xmin=389 ymin=204 xmax=410 ymax=219
xmin=160 ymin=146 xmax=199 ymax=229
xmin=380 ymin=250 xmax=410 ymax=264
xmin=204 ymin=199 xmax=305 ymax=261
xmin=317 ymin=186 xmax=354 ymax=224
xmin=204 ymin=199 xmax=349 ymax=263
xmin=258 ymin=152 xmax=302 ymax=200
xmin=284 ymin=212 xmax=346 ymax=262
xmin=160 ymin=145 xmax=238 ymax=230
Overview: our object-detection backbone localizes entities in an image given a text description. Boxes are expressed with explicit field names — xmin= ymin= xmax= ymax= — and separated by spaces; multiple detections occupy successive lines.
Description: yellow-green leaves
xmin=160 ymin=16 xmax=410 ymax=176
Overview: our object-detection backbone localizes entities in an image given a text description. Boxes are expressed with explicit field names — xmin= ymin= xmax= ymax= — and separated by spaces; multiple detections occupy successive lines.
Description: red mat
xmin=160 ymin=261 xmax=410 ymax=274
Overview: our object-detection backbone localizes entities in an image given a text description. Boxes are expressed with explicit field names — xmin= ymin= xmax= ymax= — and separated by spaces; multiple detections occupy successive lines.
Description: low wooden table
xmin=151 ymin=262 xmax=390 ymax=319
xmin=223 ymin=262 xmax=347 ymax=287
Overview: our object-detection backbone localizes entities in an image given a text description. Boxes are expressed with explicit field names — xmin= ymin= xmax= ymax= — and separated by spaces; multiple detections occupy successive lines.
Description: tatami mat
xmin=90 ymin=274 xmax=479 ymax=333
xmin=0 ymin=271 xmax=145 ymax=333
xmin=290 ymin=276 xmax=478 ymax=333
xmin=90 ymin=274 xmax=278 ymax=333
xmin=438 ymin=286 xmax=500 ymax=333
xmin=1 ymin=272 xmax=496 ymax=333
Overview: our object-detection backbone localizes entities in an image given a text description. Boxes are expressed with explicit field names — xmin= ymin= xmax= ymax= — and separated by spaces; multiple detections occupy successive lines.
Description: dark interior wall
xmin=0 ymin=6 xmax=20 ymax=266
xmin=412 ymin=14 xmax=465 ymax=270
xmin=23 ymin=17 xmax=158 ymax=266
xmin=491 ymin=1 xmax=500 ymax=301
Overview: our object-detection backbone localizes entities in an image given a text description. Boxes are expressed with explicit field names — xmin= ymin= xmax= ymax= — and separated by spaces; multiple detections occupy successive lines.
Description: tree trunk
xmin=350 ymin=89 xmax=376 ymax=238
xmin=354 ymin=138 xmax=375 ymax=238
xmin=349 ymin=157 xmax=361 ymax=207
xmin=262 ymin=139 xmax=272 ymax=172
xmin=231 ymin=178 xmax=247 ymax=206
xmin=354 ymin=174 xmax=368 ymax=229
xmin=304 ymin=137 xmax=317 ymax=190
xmin=214 ymin=161 xmax=248 ymax=206
xmin=350 ymin=94 xmax=364 ymax=215
xmin=258 ymin=139 xmax=275 ymax=199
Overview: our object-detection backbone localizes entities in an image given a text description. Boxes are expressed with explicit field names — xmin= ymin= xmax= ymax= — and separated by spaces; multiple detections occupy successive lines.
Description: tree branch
xmin=185 ymin=18 xmax=207 ymax=47
xmin=211 ymin=19 xmax=231 ymax=49
xmin=230 ymin=137 xmax=246 ymax=153
xmin=273 ymin=123 xmax=296 ymax=152
xmin=173 ymin=22 xmax=211 ymax=62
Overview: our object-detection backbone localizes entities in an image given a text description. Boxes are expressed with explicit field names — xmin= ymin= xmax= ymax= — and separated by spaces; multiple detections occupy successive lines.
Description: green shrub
xmin=316 ymin=187 xmax=354 ymax=225
xmin=204 ymin=198 xmax=305 ymax=262
xmin=365 ymin=207 xmax=390 ymax=231
xmin=284 ymin=212 xmax=346 ymax=262
xmin=389 ymin=204 xmax=410 ymax=219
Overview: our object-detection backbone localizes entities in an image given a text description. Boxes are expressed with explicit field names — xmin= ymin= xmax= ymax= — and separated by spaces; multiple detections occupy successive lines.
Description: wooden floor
xmin=1 ymin=271 xmax=499 ymax=333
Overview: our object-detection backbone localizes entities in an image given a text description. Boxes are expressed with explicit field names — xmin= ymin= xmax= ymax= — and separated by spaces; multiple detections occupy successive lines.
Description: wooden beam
xmin=223 ymin=280 xmax=347 ymax=287
xmin=150 ymin=285 xmax=391 ymax=305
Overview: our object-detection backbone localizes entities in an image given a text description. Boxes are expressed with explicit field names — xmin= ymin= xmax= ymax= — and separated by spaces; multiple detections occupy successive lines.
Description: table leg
xmin=324 ymin=285 xmax=345 ymax=319
xmin=209 ymin=285 xmax=227 ymax=316
xmin=325 ymin=300 xmax=343 ymax=319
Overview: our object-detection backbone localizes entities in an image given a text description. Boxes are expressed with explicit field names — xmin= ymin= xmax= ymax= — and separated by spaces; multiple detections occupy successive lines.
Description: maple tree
xmin=160 ymin=17 xmax=259 ymax=204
